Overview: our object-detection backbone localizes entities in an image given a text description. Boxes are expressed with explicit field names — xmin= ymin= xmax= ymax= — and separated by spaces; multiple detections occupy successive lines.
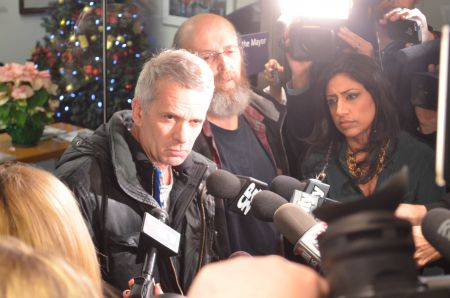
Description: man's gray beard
xmin=207 ymin=84 xmax=251 ymax=118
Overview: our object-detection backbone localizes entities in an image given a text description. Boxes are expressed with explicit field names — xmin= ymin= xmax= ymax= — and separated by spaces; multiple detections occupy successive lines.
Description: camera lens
xmin=318 ymin=210 xmax=421 ymax=297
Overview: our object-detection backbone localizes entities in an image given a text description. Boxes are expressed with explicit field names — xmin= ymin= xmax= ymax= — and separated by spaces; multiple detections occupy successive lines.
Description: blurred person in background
xmin=264 ymin=0 xmax=435 ymax=177
xmin=173 ymin=13 xmax=288 ymax=257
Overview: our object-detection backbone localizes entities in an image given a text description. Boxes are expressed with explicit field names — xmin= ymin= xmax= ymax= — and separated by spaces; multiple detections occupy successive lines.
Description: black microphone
xmin=304 ymin=179 xmax=331 ymax=198
xmin=206 ymin=169 xmax=268 ymax=216
xmin=273 ymin=203 xmax=327 ymax=271
xmin=270 ymin=175 xmax=338 ymax=214
xmin=131 ymin=208 xmax=180 ymax=298
xmin=251 ymin=190 xmax=288 ymax=222
xmin=422 ymin=208 xmax=450 ymax=262
xmin=269 ymin=175 xmax=307 ymax=200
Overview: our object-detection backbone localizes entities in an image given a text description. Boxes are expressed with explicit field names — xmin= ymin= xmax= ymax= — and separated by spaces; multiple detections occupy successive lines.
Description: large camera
xmin=314 ymin=168 xmax=450 ymax=298
xmin=286 ymin=18 xmax=346 ymax=63
xmin=387 ymin=19 xmax=422 ymax=45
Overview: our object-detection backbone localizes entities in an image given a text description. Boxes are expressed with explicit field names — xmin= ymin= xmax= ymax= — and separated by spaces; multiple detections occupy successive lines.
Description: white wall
xmin=156 ymin=0 xmax=256 ymax=49
xmin=0 ymin=1 xmax=46 ymax=64
xmin=417 ymin=0 xmax=450 ymax=31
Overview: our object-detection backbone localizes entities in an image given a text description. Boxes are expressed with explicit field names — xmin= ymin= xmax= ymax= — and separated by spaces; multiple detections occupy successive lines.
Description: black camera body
xmin=314 ymin=168 xmax=450 ymax=298
xmin=318 ymin=210 xmax=450 ymax=298
xmin=387 ymin=19 xmax=422 ymax=45
xmin=410 ymin=72 xmax=439 ymax=110
xmin=287 ymin=18 xmax=346 ymax=62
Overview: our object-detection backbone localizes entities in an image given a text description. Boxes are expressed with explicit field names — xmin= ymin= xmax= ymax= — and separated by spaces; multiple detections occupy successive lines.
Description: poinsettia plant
xmin=0 ymin=62 xmax=59 ymax=130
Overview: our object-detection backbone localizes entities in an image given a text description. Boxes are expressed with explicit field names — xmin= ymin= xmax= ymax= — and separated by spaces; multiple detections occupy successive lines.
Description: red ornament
xmin=108 ymin=14 xmax=118 ymax=24
xmin=84 ymin=65 xmax=93 ymax=74
xmin=125 ymin=83 xmax=133 ymax=90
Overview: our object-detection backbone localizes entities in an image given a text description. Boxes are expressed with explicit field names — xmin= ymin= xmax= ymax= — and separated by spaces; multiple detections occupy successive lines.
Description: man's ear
xmin=131 ymin=98 xmax=143 ymax=127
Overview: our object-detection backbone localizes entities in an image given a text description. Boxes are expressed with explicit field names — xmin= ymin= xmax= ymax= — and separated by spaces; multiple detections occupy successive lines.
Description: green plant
xmin=0 ymin=62 xmax=59 ymax=130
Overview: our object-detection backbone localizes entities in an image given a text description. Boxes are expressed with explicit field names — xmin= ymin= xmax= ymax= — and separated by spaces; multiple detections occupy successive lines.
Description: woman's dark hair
xmin=308 ymin=53 xmax=400 ymax=184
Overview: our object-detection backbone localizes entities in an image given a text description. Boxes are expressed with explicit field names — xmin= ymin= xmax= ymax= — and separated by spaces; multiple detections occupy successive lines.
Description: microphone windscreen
xmin=273 ymin=203 xmax=316 ymax=245
xmin=269 ymin=175 xmax=307 ymax=200
xmin=229 ymin=251 xmax=252 ymax=258
xmin=150 ymin=208 xmax=170 ymax=224
xmin=422 ymin=208 xmax=450 ymax=261
xmin=251 ymin=190 xmax=288 ymax=222
xmin=206 ymin=169 xmax=242 ymax=199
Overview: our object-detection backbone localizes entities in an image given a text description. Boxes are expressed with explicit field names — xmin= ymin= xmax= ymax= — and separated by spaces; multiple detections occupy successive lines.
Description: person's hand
xmin=412 ymin=225 xmax=442 ymax=267
xmin=283 ymin=31 xmax=313 ymax=90
xmin=264 ymin=59 xmax=284 ymax=86
xmin=395 ymin=203 xmax=427 ymax=226
xmin=123 ymin=278 xmax=164 ymax=297
xmin=264 ymin=59 xmax=284 ymax=102
xmin=380 ymin=8 xmax=435 ymax=43
xmin=187 ymin=255 xmax=329 ymax=298
xmin=337 ymin=27 xmax=374 ymax=57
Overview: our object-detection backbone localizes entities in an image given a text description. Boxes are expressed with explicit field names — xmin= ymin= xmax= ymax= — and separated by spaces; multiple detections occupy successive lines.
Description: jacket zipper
xmin=169 ymin=256 xmax=184 ymax=295
xmin=197 ymin=183 xmax=207 ymax=270
xmin=278 ymin=106 xmax=290 ymax=175
xmin=168 ymin=179 xmax=208 ymax=295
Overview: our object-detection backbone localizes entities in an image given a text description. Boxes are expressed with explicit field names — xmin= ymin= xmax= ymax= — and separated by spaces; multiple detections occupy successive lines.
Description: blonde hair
xmin=0 ymin=236 xmax=102 ymax=298
xmin=0 ymin=163 xmax=102 ymax=293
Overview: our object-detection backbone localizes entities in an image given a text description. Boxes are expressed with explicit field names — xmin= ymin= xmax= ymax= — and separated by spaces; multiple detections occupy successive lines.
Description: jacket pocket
xmin=105 ymin=233 xmax=142 ymax=291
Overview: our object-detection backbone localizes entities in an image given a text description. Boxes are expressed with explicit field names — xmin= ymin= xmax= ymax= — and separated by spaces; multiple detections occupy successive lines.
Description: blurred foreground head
xmin=0 ymin=236 xmax=102 ymax=298
xmin=187 ymin=255 xmax=329 ymax=298
xmin=0 ymin=162 xmax=102 ymax=293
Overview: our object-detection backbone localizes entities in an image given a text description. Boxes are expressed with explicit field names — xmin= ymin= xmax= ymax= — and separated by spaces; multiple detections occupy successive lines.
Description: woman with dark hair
xmin=302 ymin=53 xmax=445 ymax=202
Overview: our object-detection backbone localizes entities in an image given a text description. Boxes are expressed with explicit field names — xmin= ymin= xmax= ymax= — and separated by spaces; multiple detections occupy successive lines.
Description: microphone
xmin=269 ymin=175 xmax=307 ymax=200
xmin=270 ymin=175 xmax=338 ymax=214
xmin=251 ymin=190 xmax=288 ymax=222
xmin=422 ymin=208 xmax=450 ymax=261
xmin=304 ymin=179 xmax=330 ymax=199
xmin=273 ymin=203 xmax=327 ymax=271
xmin=206 ymin=169 xmax=268 ymax=216
xmin=131 ymin=208 xmax=181 ymax=298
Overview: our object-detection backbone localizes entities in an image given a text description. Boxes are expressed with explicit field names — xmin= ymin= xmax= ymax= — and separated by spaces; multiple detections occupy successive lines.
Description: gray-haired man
xmin=56 ymin=49 xmax=225 ymax=294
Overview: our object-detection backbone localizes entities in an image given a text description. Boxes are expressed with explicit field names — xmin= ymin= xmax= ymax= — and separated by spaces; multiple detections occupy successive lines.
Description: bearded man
xmin=173 ymin=13 xmax=289 ymax=256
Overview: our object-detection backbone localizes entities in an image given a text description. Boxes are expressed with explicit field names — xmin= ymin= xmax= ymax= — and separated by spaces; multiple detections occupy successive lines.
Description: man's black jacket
xmin=55 ymin=111 xmax=223 ymax=293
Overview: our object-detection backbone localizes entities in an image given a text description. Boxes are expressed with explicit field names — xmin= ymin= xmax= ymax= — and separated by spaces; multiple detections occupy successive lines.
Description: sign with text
xmin=239 ymin=32 xmax=269 ymax=76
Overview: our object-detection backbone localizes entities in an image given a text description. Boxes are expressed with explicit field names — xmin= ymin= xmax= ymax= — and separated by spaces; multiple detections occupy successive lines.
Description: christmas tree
xmin=31 ymin=0 xmax=151 ymax=129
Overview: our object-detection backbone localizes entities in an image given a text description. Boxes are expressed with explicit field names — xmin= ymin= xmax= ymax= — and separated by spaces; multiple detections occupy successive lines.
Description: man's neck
xmin=131 ymin=126 xmax=172 ymax=185
xmin=154 ymin=163 xmax=172 ymax=185
xmin=207 ymin=114 xmax=239 ymax=130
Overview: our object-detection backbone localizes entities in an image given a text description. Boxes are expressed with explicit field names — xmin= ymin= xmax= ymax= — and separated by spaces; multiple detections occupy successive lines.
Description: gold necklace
xmin=346 ymin=140 xmax=390 ymax=180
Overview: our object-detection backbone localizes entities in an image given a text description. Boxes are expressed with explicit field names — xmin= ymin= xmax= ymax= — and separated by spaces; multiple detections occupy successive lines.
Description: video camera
xmin=286 ymin=18 xmax=346 ymax=63
xmin=387 ymin=19 xmax=422 ymax=45
xmin=281 ymin=1 xmax=423 ymax=62
xmin=313 ymin=168 xmax=450 ymax=298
